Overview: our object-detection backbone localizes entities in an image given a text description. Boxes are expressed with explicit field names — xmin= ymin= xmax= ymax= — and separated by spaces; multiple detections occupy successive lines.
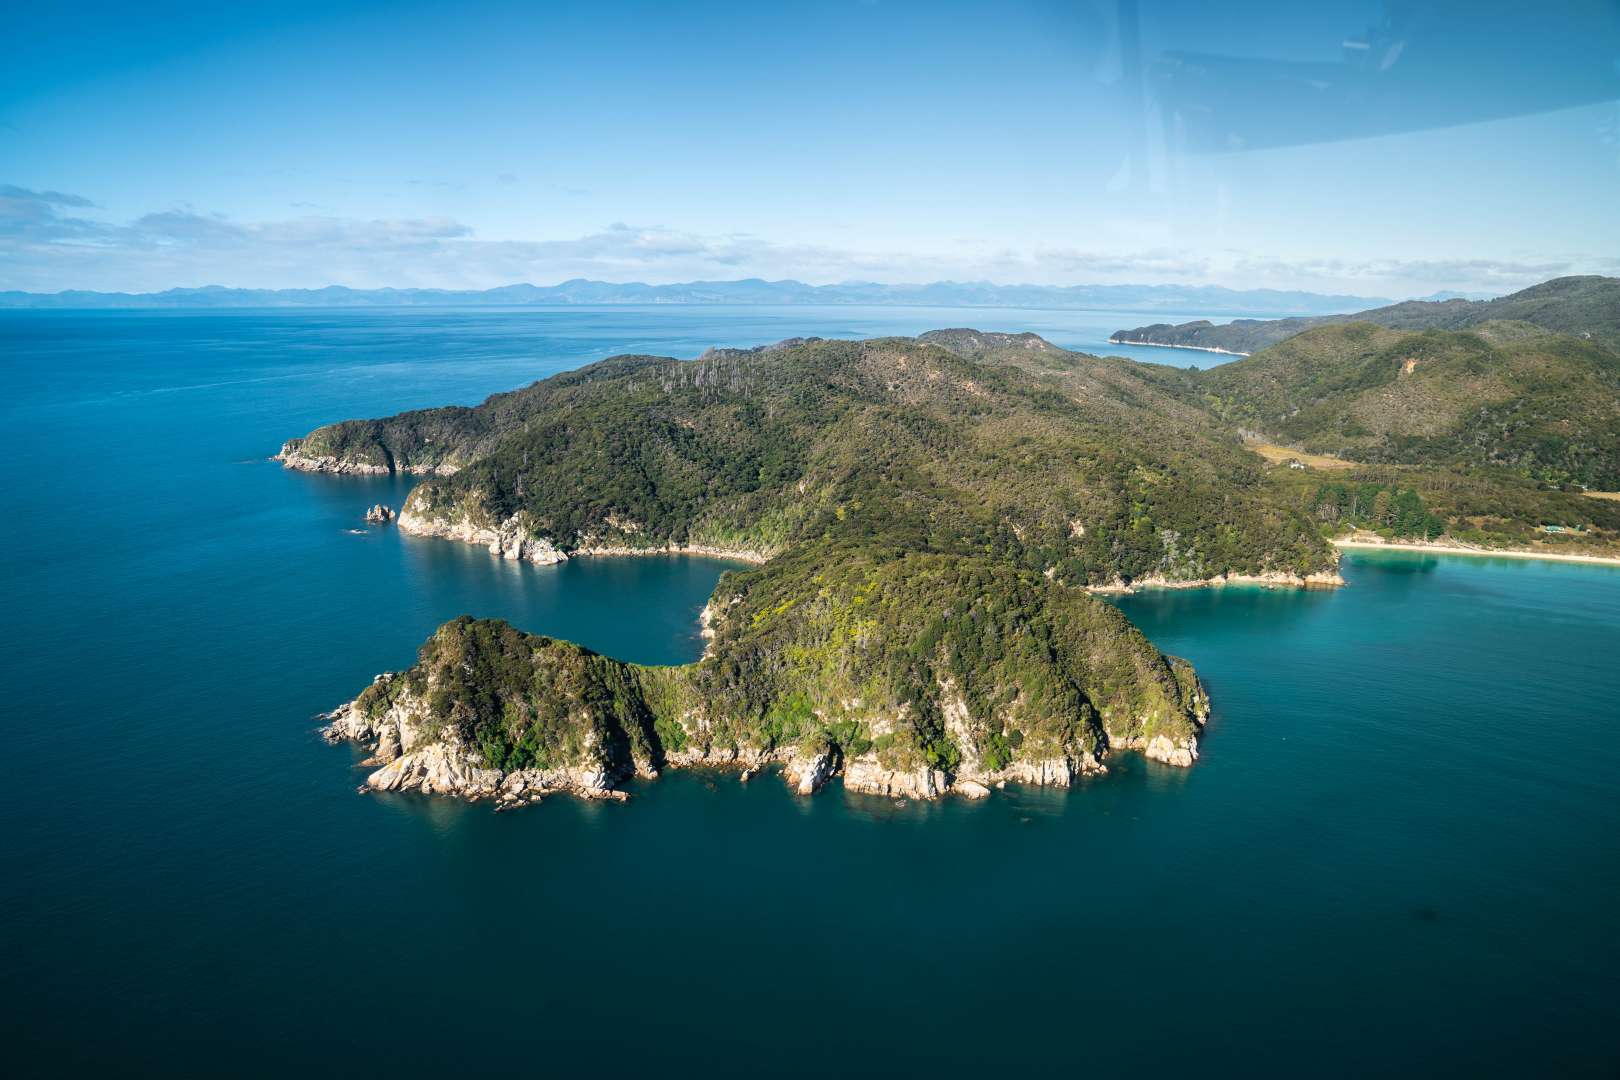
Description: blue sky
xmin=2 ymin=0 xmax=1617 ymax=296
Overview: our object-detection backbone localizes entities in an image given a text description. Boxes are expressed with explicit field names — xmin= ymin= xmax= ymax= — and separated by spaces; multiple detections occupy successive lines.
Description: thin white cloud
xmin=1232 ymin=254 xmax=1615 ymax=289
xmin=0 ymin=184 xmax=95 ymax=210
xmin=0 ymin=184 xmax=1613 ymax=296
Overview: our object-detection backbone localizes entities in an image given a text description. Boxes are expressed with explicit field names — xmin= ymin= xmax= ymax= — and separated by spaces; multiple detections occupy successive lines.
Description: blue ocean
xmin=3 ymin=307 xmax=1617 ymax=1075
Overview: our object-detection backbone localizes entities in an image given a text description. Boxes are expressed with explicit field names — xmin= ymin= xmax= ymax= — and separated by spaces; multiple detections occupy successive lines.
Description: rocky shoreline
xmin=395 ymin=504 xmax=774 ymax=565
xmin=275 ymin=439 xmax=452 ymax=477
xmin=395 ymin=501 xmax=1334 ymax=587
xmin=1088 ymin=568 xmax=1345 ymax=595
xmin=321 ymin=673 xmax=1209 ymax=811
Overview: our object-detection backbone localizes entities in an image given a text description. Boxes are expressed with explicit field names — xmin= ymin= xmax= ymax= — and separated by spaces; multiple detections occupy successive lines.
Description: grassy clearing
xmin=1247 ymin=441 xmax=1360 ymax=470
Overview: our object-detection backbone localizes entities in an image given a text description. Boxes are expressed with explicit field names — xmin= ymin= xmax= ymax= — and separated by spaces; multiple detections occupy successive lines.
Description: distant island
xmin=0 ymin=277 xmax=1390 ymax=316
xmin=285 ymin=279 xmax=1620 ymax=809
xmin=1110 ymin=275 xmax=1620 ymax=355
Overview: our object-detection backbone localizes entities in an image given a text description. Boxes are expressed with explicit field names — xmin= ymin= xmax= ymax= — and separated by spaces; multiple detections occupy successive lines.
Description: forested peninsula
xmin=289 ymin=296 xmax=1620 ymax=808
xmin=1110 ymin=275 xmax=1620 ymax=357
xmin=291 ymin=330 xmax=1338 ymax=807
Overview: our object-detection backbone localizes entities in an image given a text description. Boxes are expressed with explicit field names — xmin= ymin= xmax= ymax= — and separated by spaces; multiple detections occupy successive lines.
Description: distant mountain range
xmin=1111 ymin=276 xmax=1619 ymax=355
xmin=0 ymin=278 xmax=1397 ymax=316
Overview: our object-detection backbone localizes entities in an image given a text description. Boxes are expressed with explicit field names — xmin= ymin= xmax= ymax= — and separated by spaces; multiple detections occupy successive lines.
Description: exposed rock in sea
xmin=364 ymin=504 xmax=396 ymax=525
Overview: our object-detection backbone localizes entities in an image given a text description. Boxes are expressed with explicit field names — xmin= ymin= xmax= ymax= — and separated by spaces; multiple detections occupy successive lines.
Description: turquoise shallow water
xmin=3 ymin=310 xmax=1619 ymax=1076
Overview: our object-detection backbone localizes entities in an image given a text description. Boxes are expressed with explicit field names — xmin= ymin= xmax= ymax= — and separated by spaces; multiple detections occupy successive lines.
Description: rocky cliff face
xmin=277 ymin=438 xmax=460 ymax=477
xmin=323 ymin=692 xmax=1203 ymax=808
xmin=396 ymin=497 xmax=772 ymax=566
xmin=322 ymin=675 xmax=627 ymax=808
xmin=1088 ymin=568 xmax=1345 ymax=594
xmin=276 ymin=439 xmax=394 ymax=476
xmin=840 ymin=755 xmax=950 ymax=798
xmin=397 ymin=505 xmax=567 ymax=564
xmin=320 ymin=613 xmax=1212 ymax=811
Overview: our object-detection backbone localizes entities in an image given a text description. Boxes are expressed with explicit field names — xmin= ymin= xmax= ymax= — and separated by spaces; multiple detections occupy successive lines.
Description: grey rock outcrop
xmin=319 ymin=667 xmax=1212 ymax=811
xmin=785 ymin=745 xmax=838 ymax=795
xmin=396 ymin=506 xmax=567 ymax=565
xmin=276 ymin=439 xmax=392 ymax=475
xmin=841 ymin=755 xmax=949 ymax=799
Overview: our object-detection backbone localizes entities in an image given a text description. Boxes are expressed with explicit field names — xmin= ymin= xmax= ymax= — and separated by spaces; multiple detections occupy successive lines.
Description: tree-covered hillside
xmin=1110 ymin=275 xmax=1620 ymax=356
xmin=287 ymin=333 xmax=1337 ymax=586
xmin=1164 ymin=321 xmax=1620 ymax=488
xmin=342 ymin=548 xmax=1206 ymax=804
xmin=1262 ymin=462 xmax=1620 ymax=554
xmin=295 ymin=331 xmax=1345 ymax=803
xmin=296 ymin=318 xmax=1620 ymax=804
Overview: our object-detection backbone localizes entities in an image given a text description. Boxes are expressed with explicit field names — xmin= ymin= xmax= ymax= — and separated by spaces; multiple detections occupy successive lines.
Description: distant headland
xmin=1109 ymin=275 xmax=1619 ymax=355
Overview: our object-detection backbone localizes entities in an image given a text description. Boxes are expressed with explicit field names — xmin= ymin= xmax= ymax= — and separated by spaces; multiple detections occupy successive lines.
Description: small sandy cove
xmin=1333 ymin=538 xmax=1620 ymax=568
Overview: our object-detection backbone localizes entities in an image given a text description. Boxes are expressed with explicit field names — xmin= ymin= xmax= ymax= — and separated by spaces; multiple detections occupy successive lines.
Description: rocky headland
xmin=394 ymin=503 xmax=772 ymax=565
xmin=321 ymin=608 xmax=1209 ymax=810
xmin=1088 ymin=568 xmax=1345 ymax=594
xmin=1108 ymin=275 xmax=1620 ymax=358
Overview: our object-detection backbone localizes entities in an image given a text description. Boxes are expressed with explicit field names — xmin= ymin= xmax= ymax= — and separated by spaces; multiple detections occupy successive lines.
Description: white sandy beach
xmin=1334 ymin=538 xmax=1620 ymax=568
xmin=1105 ymin=338 xmax=1251 ymax=357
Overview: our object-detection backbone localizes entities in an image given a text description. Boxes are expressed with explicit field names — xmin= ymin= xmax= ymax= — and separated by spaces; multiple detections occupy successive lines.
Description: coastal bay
xmin=1334 ymin=537 xmax=1620 ymax=566
xmin=5 ymin=309 xmax=1619 ymax=1075
xmin=13 ymin=2 xmax=1619 ymax=1072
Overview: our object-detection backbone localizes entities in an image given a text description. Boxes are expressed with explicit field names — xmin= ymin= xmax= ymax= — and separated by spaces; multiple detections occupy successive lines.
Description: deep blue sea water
xmin=3 ymin=308 xmax=1618 ymax=1076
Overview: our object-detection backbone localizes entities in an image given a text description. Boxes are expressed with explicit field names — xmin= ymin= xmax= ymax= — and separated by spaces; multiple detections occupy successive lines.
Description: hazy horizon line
xmin=2 ymin=275 xmax=1505 ymax=317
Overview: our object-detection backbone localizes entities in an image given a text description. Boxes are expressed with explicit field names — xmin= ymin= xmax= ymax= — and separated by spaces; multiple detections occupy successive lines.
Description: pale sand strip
xmin=1106 ymin=338 xmax=1251 ymax=357
xmin=1334 ymin=539 xmax=1620 ymax=568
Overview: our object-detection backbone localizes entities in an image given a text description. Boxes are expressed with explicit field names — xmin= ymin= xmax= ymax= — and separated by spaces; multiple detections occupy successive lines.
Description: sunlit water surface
xmin=3 ymin=309 xmax=1617 ymax=1075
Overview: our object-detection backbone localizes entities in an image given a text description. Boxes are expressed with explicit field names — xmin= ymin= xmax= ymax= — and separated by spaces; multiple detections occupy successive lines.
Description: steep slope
xmin=324 ymin=551 xmax=1209 ymax=807
xmin=1110 ymin=275 xmax=1620 ymax=356
xmin=285 ymin=333 xmax=1338 ymax=586
xmin=289 ymin=330 xmax=1347 ymax=806
xmin=1173 ymin=321 xmax=1620 ymax=487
